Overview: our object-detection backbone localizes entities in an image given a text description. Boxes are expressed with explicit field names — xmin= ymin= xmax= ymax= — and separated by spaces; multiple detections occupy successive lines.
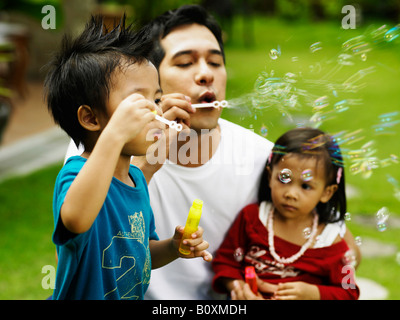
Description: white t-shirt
xmin=145 ymin=118 xmax=273 ymax=299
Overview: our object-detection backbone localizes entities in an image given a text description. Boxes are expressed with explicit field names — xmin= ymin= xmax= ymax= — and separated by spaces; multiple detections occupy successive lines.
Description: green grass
xmin=0 ymin=16 xmax=399 ymax=299
xmin=0 ymin=163 xmax=61 ymax=300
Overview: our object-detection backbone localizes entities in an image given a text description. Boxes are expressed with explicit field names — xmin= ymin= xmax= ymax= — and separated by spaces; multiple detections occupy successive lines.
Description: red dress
xmin=212 ymin=203 xmax=360 ymax=300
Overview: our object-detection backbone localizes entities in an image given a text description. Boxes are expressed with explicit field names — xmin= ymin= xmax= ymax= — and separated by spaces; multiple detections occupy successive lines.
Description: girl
xmin=212 ymin=127 xmax=360 ymax=300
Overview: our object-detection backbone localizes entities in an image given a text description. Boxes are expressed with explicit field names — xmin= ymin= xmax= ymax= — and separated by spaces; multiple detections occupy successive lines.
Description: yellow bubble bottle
xmin=179 ymin=199 xmax=203 ymax=255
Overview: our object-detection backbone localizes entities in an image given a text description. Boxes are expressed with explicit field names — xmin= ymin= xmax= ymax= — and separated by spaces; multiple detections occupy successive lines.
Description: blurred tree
xmin=202 ymin=0 xmax=234 ymax=41
xmin=97 ymin=0 xmax=202 ymax=26
xmin=202 ymin=0 xmax=256 ymax=47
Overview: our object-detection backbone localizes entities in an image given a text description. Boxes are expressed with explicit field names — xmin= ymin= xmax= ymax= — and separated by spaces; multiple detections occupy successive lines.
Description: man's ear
xmin=320 ymin=184 xmax=339 ymax=203
xmin=77 ymin=105 xmax=101 ymax=132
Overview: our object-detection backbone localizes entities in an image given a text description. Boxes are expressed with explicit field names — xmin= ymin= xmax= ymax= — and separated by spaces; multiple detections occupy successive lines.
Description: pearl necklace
xmin=267 ymin=206 xmax=319 ymax=265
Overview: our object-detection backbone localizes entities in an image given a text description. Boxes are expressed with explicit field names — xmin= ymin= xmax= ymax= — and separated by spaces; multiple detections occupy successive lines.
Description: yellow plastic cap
xmin=192 ymin=199 xmax=203 ymax=209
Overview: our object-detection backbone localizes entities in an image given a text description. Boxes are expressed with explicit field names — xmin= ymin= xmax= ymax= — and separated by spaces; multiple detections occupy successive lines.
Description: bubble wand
xmin=191 ymin=100 xmax=229 ymax=109
xmin=245 ymin=266 xmax=258 ymax=294
xmin=152 ymin=111 xmax=183 ymax=131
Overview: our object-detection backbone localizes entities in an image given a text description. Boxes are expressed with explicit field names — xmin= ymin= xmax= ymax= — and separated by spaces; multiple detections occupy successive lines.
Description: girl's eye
xmin=155 ymin=98 xmax=161 ymax=105
xmin=302 ymin=183 xmax=312 ymax=190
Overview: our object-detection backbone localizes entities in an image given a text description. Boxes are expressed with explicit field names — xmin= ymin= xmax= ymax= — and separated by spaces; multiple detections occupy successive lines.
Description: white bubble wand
xmin=191 ymin=100 xmax=229 ymax=109
xmin=152 ymin=111 xmax=183 ymax=131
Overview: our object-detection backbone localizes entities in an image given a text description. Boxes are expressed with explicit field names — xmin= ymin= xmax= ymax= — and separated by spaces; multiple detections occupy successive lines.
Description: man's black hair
xmin=144 ymin=4 xmax=225 ymax=69
xmin=44 ymin=15 xmax=153 ymax=147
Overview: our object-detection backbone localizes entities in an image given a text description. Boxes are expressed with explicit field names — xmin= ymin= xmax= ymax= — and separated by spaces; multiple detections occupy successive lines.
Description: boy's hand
xmin=172 ymin=226 xmax=213 ymax=262
xmin=106 ymin=93 xmax=156 ymax=143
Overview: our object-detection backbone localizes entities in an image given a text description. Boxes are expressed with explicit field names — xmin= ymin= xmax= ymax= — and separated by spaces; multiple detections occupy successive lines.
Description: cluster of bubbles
xmin=226 ymin=24 xmax=400 ymax=267
xmin=277 ymin=167 xmax=315 ymax=185
xmin=229 ymin=24 xmax=400 ymax=179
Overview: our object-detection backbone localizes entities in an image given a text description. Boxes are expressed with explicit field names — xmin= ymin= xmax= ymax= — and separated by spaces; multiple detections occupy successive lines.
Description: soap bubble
xmin=269 ymin=46 xmax=281 ymax=60
xmin=342 ymin=249 xmax=357 ymax=267
xmin=386 ymin=174 xmax=400 ymax=202
xmin=301 ymin=169 xmax=313 ymax=182
xmin=333 ymin=100 xmax=350 ymax=113
xmin=376 ymin=206 xmax=390 ymax=223
xmin=310 ymin=42 xmax=322 ymax=53
xmin=233 ymin=247 xmax=244 ymax=262
xmin=396 ymin=252 xmax=400 ymax=265
xmin=377 ymin=222 xmax=387 ymax=232
xmin=302 ymin=227 xmax=312 ymax=239
xmin=314 ymin=235 xmax=323 ymax=246
xmin=260 ymin=125 xmax=268 ymax=137
xmin=372 ymin=111 xmax=400 ymax=135
xmin=279 ymin=168 xmax=292 ymax=184
xmin=313 ymin=96 xmax=329 ymax=111
xmin=384 ymin=24 xmax=400 ymax=42
xmin=369 ymin=25 xmax=389 ymax=44
xmin=344 ymin=212 xmax=352 ymax=221
xmin=360 ymin=53 xmax=367 ymax=61
xmin=337 ymin=53 xmax=354 ymax=66
xmin=342 ymin=35 xmax=372 ymax=57
xmin=355 ymin=236 xmax=362 ymax=246
xmin=375 ymin=207 xmax=390 ymax=232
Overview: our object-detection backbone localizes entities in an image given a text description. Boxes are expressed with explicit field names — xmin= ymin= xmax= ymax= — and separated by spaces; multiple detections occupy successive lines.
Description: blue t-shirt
xmin=52 ymin=156 xmax=159 ymax=300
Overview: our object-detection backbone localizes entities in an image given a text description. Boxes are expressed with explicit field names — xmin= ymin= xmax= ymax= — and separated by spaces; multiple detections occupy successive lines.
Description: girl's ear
xmin=320 ymin=184 xmax=339 ymax=203
xmin=77 ymin=105 xmax=101 ymax=132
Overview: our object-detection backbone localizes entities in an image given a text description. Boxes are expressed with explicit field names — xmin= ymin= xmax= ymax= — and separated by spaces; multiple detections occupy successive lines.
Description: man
xmin=141 ymin=5 xmax=271 ymax=299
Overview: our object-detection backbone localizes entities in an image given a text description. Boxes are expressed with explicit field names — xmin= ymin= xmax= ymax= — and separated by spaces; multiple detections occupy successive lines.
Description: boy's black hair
xmin=258 ymin=127 xmax=346 ymax=224
xmin=144 ymin=4 xmax=225 ymax=69
xmin=44 ymin=15 xmax=153 ymax=147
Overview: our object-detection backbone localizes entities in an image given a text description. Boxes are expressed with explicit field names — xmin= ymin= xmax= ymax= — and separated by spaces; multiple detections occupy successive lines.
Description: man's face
xmin=159 ymin=23 xmax=227 ymax=131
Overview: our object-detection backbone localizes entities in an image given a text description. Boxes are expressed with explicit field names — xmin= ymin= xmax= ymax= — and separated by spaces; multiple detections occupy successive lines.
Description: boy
xmin=44 ymin=15 xmax=211 ymax=300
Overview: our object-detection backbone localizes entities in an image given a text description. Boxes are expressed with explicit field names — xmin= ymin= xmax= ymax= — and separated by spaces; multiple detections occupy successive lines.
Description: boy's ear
xmin=320 ymin=184 xmax=339 ymax=203
xmin=77 ymin=105 xmax=101 ymax=132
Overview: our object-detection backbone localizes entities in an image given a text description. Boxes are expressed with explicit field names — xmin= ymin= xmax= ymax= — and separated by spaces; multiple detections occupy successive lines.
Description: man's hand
xmin=160 ymin=93 xmax=194 ymax=130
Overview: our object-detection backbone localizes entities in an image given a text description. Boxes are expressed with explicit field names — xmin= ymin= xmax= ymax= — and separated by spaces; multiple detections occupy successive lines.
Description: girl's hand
xmin=273 ymin=281 xmax=320 ymax=300
xmin=172 ymin=226 xmax=213 ymax=262
xmin=230 ymin=277 xmax=278 ymax=300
